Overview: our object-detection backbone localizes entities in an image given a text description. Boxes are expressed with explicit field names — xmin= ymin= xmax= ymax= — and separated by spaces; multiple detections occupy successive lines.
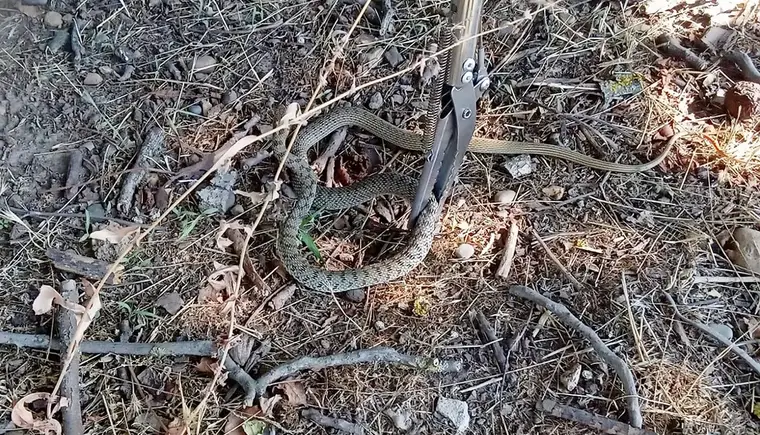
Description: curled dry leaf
xmin=89 ymin=223 xmax=140 ymax=244
xmin=12 ymin=392 xmax=63 ymax=435
xmin=280 ymin=379 xmax=308 ymax=406
xmin=542 ymin=185 xmax=565 ymax=200
xmin=195 ymin=356 xmax=220 ymax=375
xmin=215 ymin=220 xmax=249 ymax=251
xmin=165 ymin=417 xmax=189 ymax=435
xmin=270 ymin=284 xmax=296 ymax=310
xmin=33 ymin=285 xmax=87 ymax=316
xmin=722 ymin=227 xmax=760 ymax=273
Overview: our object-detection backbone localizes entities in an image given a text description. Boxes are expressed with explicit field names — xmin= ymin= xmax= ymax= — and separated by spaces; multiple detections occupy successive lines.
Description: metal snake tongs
xmin=409 ymin=0 xmax=489 ymax=226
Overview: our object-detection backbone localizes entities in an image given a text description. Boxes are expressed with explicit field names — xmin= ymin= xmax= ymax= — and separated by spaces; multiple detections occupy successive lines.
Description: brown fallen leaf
xmin=224 ymin=406 xmax=265 ymax=435
xmin=33 ymin=285 xmax=87 ymax=316
xmin=542 ymin=185 xmax=565 ymax=200
xmin=195 ymin=357 xmax=220 ymax=375
xmin=269 ymin=284 xmax=296 ymax=310
xmin=279 ymin=379 xmax=308 ymax=406
xmin=12 ymin=392 xmax=63 ymax=435
xmin=259 ymin=395 xmax=282 ymax=418
xmin=165 ymin=417 xmax=188 ymax=435
xmin=89 ymin=223 xmax=141 ymax=244
xmin=215 ymin=220 xmax=249 ymax=251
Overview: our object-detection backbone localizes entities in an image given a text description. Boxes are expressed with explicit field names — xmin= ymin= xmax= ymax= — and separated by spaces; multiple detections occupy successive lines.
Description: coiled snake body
xmin=274 ymin=106 xmax=678 ymax=293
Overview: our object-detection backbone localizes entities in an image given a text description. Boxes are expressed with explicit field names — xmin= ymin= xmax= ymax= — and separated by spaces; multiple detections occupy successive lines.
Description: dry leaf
xmin=89 ymin=223 xmax=140 ymax=244
xmin=11 ymin=392 xmax=63 ymax=435
xmin=215 ymin=220 xmax=248 ymax=250
xmin=542 ymin=185 xmax=565 ymax=200
xmin=224 ymin=407 xmax=265 ymax=435
xmin=33 ymin=285 xmax=63 ymax=315
xmin=270 ymin=284 xmax=296 ymax=310
xmin=195 ymin=357 xmax=220 ymax=375
xmin=155 ymin=292 xmax=184 ymax=315
xmin=560 ymin=363 xmax=582 ymax=392
xmin=259 ymin=395 xmax=282 ymax=417
xmin=280 ymin=379 xmax=308 ymax=406
xmin=723 ymin=227 xmax=760 ymax=273
xmin=165 ymin=417 xmax=188 ymax=435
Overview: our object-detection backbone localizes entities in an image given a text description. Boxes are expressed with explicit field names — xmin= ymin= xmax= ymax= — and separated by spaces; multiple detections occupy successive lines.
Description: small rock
xmin=581 ymin=369 xmax=593 ymax=380
xmin=86 ymin=203 xmax=106 ymax=218
xmin=194 ymin=55 xmax=217 ymax=73
xmin=344 ymin=288 xmax=365 ymax=303
xmin=542 ymin=185 xmax=565 ymax=200
xmin=383 ymin=406 xmax=412 ymax=431
xmin=503 ymin=154 xmax=532 ymax=178
xmin=187 ymin=104 xmax=203 ymax=115
xmin=384 ymin=46 xmax=404 ymax=68
xmin=493 ymin=189 xmax=516 ymax=205
xmin=436 ymin=397 xmax=470 ymax=434
xmin=155 ymin=292 xmax=184 ymax=315
xmin=16 ymin=4 xmax=42 ymax=17
xmin=368 ymin=92 xmax=383 ymax=110
xmin=47 ymin=30 xmax=69 ymax=53
xmin=83 ymin=72 xmax=103 ymax=86
xmin=43 ymin=10 xmax=62 ymax=27
xmin=229 ymin=204 xmax=245 ymax=216
xmin=374 ymin=321 xmax=385 ymax=331
xmin=221 ymin=90 xmax=237 ymax=105
xmin=454 ymin=243 xmax=475 ymax=260
xmin=708 ymin=323 xmax=733 ymax=340
xmin=197 ymin=167 xmax=238 ymax=214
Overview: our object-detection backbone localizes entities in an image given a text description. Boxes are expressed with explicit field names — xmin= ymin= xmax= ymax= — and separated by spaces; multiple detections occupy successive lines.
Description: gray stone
xmin=197 ymin=167 xmax=238 ymax=213
xmin=368 ymin=92 xmax=383 ymax=110
xmin=83 ymin=72 xmax=103 ymax=86
xmin=86 ymin=202 xmax=106 ymax=218
xmin=155 ymin=292 xmax=184 ymax=315
xmin=44 ymin=11 xmax=62 ymax=27
xmin=503 ymin=154 xmax=532 ymax=178
xmin=493 ymin=189 xmax=516 ymax=205
xmin=194 ymin=55 xmax=217 ymax=73
xmin=436 ymin=396 xmax=470 ymax=434
xmin=454 ymin=243 xmax=475 ymax=260
xmin=344 ymin=288 xmax=365 ymax=303
xmin=187 ymin=104 xmax=202 ymax=115
xmin=221 ymin=90 xmax=237 ymax=105
xmin=384 ymin=46 xmax=404 ymax=68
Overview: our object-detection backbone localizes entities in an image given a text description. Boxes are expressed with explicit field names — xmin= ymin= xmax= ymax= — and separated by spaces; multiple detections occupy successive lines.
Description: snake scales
xmin=274 ymin=106 xmax=679 ymax=293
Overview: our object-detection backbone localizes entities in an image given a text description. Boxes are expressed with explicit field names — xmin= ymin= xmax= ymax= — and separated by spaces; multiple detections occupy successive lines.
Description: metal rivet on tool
xmin=462 ymin=71 xmax=473 ymax=83
xmin=462 ymin=108 xmax=472 ymax=119
xmin=463 ymin=58 xmax=476 ymax=71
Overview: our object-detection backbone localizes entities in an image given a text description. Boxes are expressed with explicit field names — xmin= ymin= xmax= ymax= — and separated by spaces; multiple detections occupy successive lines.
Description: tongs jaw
xmin=409 ymin=0 xmax=489 ymax=226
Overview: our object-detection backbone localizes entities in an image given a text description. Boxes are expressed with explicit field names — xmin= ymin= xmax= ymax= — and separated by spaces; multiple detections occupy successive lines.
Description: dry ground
xmin=2 ymin=0 xmax=760 ymax=434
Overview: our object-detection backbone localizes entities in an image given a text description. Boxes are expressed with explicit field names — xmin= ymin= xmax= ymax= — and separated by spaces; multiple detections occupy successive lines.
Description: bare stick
xmin=531 ymin=228 xmax=583 ymax=290
xmin=301 ymin=408 xmax=365 ymax=435
xmin=117 ymin=127 xmax=165 ymax=216
xmin=509 ymin=286 xmax=643 ymax=429
xmin=662 ymin=292 xmax=760 ymax=377
xmin=8 ymin=207 xmax=153 ymax=228
xmin=692 ymin=275 xmax=760 ymax=284
xmin=57 ymin=280 xmax=84 ymax=435
xmin=470 ymin=310 xmax=507 ymax=372
xmin=65 ymin=150 xmax=84 ymax=200
xmin=46 ymin=248 xmax=122 ymax=284
xmin=379 ymin=0 xmax=394 ymax=37
xmin=223 ymin=358 xmax=259 ymax=407
xmin=537 ymin=399 xmax=656 ymax=435
xmin=252 ymin=347 xmax=462 ymax=398
xmin=312 ymin=127 xmax=347 ymax=175
xmin=496 ymin=221 xmax=519 ymax=279
xmin=655 ymin=34 xmax=708 ymax=71
xmin=0 ymin=332 xmax=217 ymax=356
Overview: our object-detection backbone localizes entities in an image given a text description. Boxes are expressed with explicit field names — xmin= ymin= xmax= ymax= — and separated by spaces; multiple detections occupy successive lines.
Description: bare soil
xmin=2 ymin=0 xmax=760 ymax=434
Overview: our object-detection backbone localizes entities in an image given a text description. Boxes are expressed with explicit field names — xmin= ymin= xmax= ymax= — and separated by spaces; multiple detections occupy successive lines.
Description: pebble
xmin=187 ymin=104 xmax=202 ymax=115
xmin=221 ymin=90 xmax=237 ymax=105
xmin=374 ymin=321 xmax=385 ymax=331
xmin=155 ymin=292 xmax=184 ymax=315
xmin=344 ymin=288 xmax=365 ymax=303
xmin=708 ymin=323 xmax=733 ymax=341
xmin=493 ymin=189 xmax=516 ymax=205
xmin=503 ymin=154 xmax=532 ymax=178
xmin=368 ymin=92 xmax=383 ymax=110
xmin=436 ymin=397 xmax=470 ymax=434
xmin=384 ymin=46 xmax=404 ymax=68
xmin=454 ymin=243 xmax=475 ymax=260
xmin=194 ymin=55 xmax=217 ymax=72
xmin=83 ymin=72 xmax=103 ymax=86
xmin=86 ymin=202 xmax=106 ymax=218
xmin=43 ymin=11 xmax=63 ymax=27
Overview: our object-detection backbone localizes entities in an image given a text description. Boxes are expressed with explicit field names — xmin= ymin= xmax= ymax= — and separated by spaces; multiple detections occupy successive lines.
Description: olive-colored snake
xmin=273 ymin=106 xmax=679 ymax=293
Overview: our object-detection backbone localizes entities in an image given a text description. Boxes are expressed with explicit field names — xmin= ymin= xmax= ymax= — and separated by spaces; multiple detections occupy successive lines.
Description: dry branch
xmin=65 ymin=150 xmax=84 ymax=200
xmin=496 ymin=221 xmax=519 ymax=279
xmin=537 ymin=399 xmax=656 ymax=435
xmin=662 ymin=292 xmax=760 ymax=377
xmin=509 ymin=286 xmax=643 ymax=429
xmin=302 ymin=408 xmax=365 ymax=435
xmin=250 ymin=347 xmax=462 ymax=398
xmin=117 ymin=126 xmax=165 ymax=216
xmin=724 ymin=50 xmax=760 ymax=84
xmin=531 ymin=229 xmax=583 ymax=290
xmin=57 ymin=280 xmax=83 ymax=435
xmin=45 ymin=248 xmax=122 ymax=284
xmin=655 ymin=34 xmax=708 ymax=71
xmin=0 ymin=332 xmax=217 ymax=356
xmin=470 ymin=310 xmax=507 ymax=372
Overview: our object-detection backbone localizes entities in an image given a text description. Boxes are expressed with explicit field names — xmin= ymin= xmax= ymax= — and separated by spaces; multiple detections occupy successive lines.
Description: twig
xmin=537 ymin=399 xmax=656 ymax=435
xmin=312 ymin=127 xmax=347 ymax=175
xmin=530 ymin=228 xmax=583 ymax=290
xmin=223 ymin=358 xmax=259 ymax=407
xmin=470 ymin=310 xmax=507 ymax=372
xmin=70 ymin=19 xmax=84 ymax=67
xmin=655 ymin=34 xmax=708 ymax=71
xmin=661 ymin=292 xmax=760 ymax=377
xmin=378 ymin=0 xmax=394 ymax=37
xmin=45 ymin=248 xmax=123 ymax=285
xmin=496 ymin=221 xmax=519 ymax=280
xmin=251 ymin=347 xmax=462 ymax=398
xmin=0 ymin=332 xmax=217 ymax=356
xmin=8 ymin=207 xmax=153 ymax=228
xmin=692 ymin=275 xmax=760 ymax=284
xmin=117 ymin=127 xmax=165 ymax=216
xmin=509 ymin=286 xmax=643 ymax=429
xmin=301 ymin=408 xmax=365 ymax=435
xmin=57 ymin=281 xmax=83 ymax=435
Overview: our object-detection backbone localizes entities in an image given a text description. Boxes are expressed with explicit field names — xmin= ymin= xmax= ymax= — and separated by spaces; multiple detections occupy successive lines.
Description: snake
xmin=273 ymin=106 xmax=680 ymax=293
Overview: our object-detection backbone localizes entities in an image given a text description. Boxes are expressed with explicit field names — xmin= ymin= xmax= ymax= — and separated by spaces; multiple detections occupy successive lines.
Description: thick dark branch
xmin=470 ymin=310 xmax=507 ymax=372
xmin=57 ymin=280 xmax=84 ymax=435
xmin=509 ymin=285 xmax=643 ymax=429
xmin=252 ymin=347 xmax=462 ymax=397
xmin=301 ymin=408 xmax=365 ymax=435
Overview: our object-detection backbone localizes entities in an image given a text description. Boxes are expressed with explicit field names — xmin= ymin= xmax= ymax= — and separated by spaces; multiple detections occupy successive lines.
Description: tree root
xmin=537 ymin=399 xmax=656 ymax=435
xmin=509 ymin=285 xmax=643 ymax=429
xmin=301 ymin=408 xmax=364 ymax=435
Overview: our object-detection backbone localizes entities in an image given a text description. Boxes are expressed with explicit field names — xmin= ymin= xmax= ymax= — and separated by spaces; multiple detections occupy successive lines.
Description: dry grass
xmin=2 ymin=0 xmax=760 ymax=433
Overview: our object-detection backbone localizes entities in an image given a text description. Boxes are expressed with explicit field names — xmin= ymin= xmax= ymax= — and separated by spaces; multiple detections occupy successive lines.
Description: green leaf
xmin=179 ymin=208 xmax=216 ymax=240
xmin=116 ymin=301 xmax=133 ymax=315
xmin=299 ymin=230 xmax=322 ymax=262
xmin=242 ymin=419 xmax=267 ymax=435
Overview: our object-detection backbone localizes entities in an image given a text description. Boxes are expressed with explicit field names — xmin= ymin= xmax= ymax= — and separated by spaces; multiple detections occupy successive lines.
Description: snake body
xmin=274 ymin=106 xmax=679 ymax=292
